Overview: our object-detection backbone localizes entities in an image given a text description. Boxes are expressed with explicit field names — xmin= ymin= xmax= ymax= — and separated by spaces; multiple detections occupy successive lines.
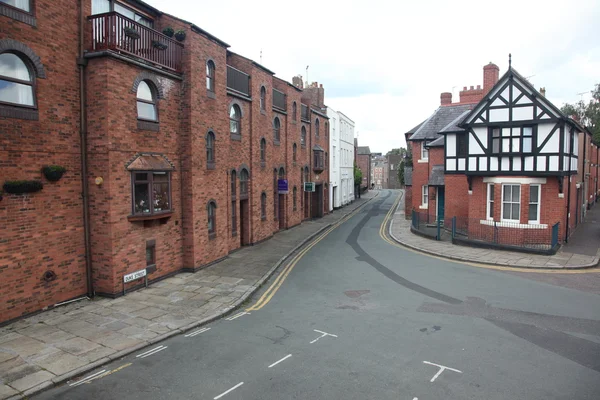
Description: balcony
xmin=227 ymin=66 xmax=250 ymax=97
xmin=301 ymin=104 xmax=309 ymax=121
xmin=88 ymin=12 xmax=183 ymax=73
xmin=272 ymin=89 xmax=286 ymax=111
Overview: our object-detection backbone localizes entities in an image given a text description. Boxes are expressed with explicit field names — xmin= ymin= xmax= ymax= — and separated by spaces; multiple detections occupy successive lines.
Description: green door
xmin=437 ymin=187 xmax=445 ymax=222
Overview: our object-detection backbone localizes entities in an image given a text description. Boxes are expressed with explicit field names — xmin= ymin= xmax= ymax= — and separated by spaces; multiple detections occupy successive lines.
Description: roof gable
xmin=461 ymin=67 xmax=566 ymax=127
xmin=409 ymin=104 xmax=474 ymax=142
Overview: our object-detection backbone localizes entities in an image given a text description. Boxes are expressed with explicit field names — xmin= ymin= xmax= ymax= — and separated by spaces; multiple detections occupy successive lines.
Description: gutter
xmin=565 ymin=124 xmax=573 ymax=243
xmin=79 ymin=0 xmax=94 ymax=297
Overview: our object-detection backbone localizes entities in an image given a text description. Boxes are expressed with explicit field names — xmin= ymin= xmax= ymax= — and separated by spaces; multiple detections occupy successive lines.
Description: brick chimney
xmin=483 ymin=62 xmax=500 ymax=94
xmin=292 ymin=75 xmax=304 ymax=89
xmin=540 ymin=87 xmax=546 ymax=97
xmin=440 ymin=92 xmax=452 ymax=106
xmin=302 ymin=81 xmax=325 ymax=108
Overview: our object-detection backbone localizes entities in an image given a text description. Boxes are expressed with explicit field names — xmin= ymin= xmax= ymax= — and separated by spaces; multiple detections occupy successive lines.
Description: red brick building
xmin=405 ymin=61 xmax=599 ymax=252
xmin=356 ymin=146 xmax=371 ymax=190
xmin=0 ymin=0 xmax=329 ymax=324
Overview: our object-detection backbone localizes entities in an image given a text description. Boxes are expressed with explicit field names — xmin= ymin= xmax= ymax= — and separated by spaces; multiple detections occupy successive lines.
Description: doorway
xmin=312 ymin=184 xmax=324 ymax=218
xmin=436 ymin=187 xmax=445 ymax=223
xmin=240 ymin=199 xmax=249 ymax=246
xmin=278 ymin=194 xmax=285 ymax=229
xmin=333 ymin=186 xmax=337 ymax=209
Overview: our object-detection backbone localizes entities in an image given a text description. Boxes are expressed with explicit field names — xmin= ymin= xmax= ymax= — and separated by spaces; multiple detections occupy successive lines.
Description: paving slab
xmin=7 ymin=370 xmax=55 ymax=392
xmin=390 ymin=190 xmax=600 ymax=269
xmin=0 ymin=385 xmax=17 ymax=399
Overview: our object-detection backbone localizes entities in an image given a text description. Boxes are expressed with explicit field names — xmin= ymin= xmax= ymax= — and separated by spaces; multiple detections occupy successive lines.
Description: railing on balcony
xmin=301 ymin=104 xmax=309 ymax=121
xmin=88 ymin=12 xmax=183 ymax=73
xmin=272 ymin=89 xmax=286 ymax=111
xmin=227 ymin=65 xmax=250 ymax=97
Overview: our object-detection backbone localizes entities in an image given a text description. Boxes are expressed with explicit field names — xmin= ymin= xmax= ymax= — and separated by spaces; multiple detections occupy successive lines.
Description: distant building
xmin=327 ymin=107 xmax=355 ymax=209
xmin=386 ymin=153 xmax=403 ymax=189
xmin=356 ymin=146 xmax=372 ymax=190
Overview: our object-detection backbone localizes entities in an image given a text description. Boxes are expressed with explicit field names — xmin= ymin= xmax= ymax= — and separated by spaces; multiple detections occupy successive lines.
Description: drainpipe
xmin=78 ymin=0 xmax=94 ymax=297
xmin=565 ymin=125 xmax=573 ymax=243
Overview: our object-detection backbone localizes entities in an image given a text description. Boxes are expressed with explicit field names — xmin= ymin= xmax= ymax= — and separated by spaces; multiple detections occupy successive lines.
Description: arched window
xmin=325 ymin=152 xmax=328 ymax=168
xmin=260 ymin=138 xmax=266 ymax=162
xmin=304 ymin=166 xmax=309 ymax=182
xmin=240 ymin=168 xmax=249 ymax=198
xmin=231 ymin=170 xmax=236 ymax=197
xmin=292 ymin=102 xmax=297 ymax=121
xmin=293 ymin=186 xmax=297 ymax=211
xmin=260 ymin=86 xmax=266 ymax=111
xmin=206 ymin=131 xmax=215 ymax=167
xmin=301 ymin=126 xmax=306 ymax=146
xmin=273 ymin=117 xmax=280 ymax=143
xmin=207 ymin=201 xmax=217 ymax=237
xmin=261 ymin=192 xmax=267 ymax=220
xmin=0 ymin=53 xmax=34 ymax=107
xmin=206 ymin=60 xmax=215 ymax=92
xmin=136 ymin=81 xmax=157 ymax=121
xmin=325 ymin=121 xmax=328 ymax=138
xmin=293 ymin=143 xmax=297 ymax=162
xmin=273 ymin=169 xmax=278 ymax=219
xmin=229 ymin=104 xmax=241 ymax=135
xmin=315 ymin=118 xmax=320 ymax=137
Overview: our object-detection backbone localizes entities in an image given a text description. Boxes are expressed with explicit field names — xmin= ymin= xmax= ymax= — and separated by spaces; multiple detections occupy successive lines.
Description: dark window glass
xmin=231 ymin=170 xmax=236 ymax=197
xmin=132 ymin=172 xmax=171 ymax=215
xmin=0 ymin=53 xmax=34 ymax=106
xmin=293 ymin=143 xmax=297 ymax=162
xmin=146 ymin=241 xmax=155 ymax=266
xmin=293 ymin=186 xmax=297 ymax=210
xmin=273 ymin=117 xmax=280 ymax=142
xmin=207 ymin=202 xmax=216 ymax=234
xmin=261 ymin=193 xmax=266 ymax=219
xmin=315 ymin=119 xmax=320 ymax=137
xmin=292 ymin=102 xmax=297 ymax=121
xmin=260 ymin=86 xmax=266 ymax=111
xmin=260 ymin=138 xmax=266 ymax=161
xmin=457 ymin=134 xmax=467 ymax=157
xmin=231 ymin=200 xmax=236 ymax=235
xmin=240 ymin=169 xmax=249 ymax=196
xmin=301 ymin=126 xmax=306 ymax=146
xmin=206 ymin=131 xmax=215 ymax=163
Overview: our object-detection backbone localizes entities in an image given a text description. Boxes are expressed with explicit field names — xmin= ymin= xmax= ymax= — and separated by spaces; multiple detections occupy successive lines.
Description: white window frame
xmin=501 ymin=184 xmax=521 ymax=222
xmin=528 ymin=184 xmax=541 ymax=224
xmin=486 ymin=183 xmax=495 ymax=220
xmin=420 ymin=185 xmax=429 ymax=209
xmin=420 ymin=141 xmax=429 ymax=161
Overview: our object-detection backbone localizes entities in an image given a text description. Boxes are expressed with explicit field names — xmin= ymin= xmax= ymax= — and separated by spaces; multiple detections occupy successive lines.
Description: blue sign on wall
xmin=278 ymin=179 xmax=288 ymax=194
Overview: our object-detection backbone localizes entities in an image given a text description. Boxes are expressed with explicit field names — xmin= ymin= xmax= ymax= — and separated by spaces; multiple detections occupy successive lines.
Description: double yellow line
xmin=247 ymin=199 xmax=372 ymax=311
xmin=379 ymin=192 xmax=599 ymax=275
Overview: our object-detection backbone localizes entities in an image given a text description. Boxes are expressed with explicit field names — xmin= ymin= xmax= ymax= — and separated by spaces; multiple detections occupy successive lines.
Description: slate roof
xmin=426 ymin=136 xmax=445 ymax=147
xmin=428 ymin=165 xmax=445 ymax=186
xmin=313 ymin=144 xmax=325 ymax=151
xmin=408 ymin=104 xmax=474 ymax=142
xmin=404 ymin=167 xmax=413 ymax=186
xmin=405 ymin=121 xmax=425 ymax=136
xmin=439 ymin=110 xmax=471 ymax=134
xmin=357 ymin=146 xmax=371 ymax=155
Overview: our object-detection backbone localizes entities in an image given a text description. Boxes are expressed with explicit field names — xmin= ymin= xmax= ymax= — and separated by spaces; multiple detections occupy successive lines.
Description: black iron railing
xmin=88 ymin=12 xmax=183 ymax=73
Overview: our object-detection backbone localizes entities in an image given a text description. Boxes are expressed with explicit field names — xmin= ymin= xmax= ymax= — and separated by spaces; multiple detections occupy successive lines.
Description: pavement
xmin=390 ymin=190 xmax=600 ymax=269
xmin=28 ymin=190 xmax=600 ymax=400
xmin=0 ymin=192 xmax=378 ymax=400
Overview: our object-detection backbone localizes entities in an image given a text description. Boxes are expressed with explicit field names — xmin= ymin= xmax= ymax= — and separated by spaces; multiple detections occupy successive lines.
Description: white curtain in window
xmin=91 ymin=0 xmax=110 ymax=14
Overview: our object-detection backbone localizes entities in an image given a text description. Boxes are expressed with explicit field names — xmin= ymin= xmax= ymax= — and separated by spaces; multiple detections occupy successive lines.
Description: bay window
xmin=132 ymin=171 xmax=171 ymax=215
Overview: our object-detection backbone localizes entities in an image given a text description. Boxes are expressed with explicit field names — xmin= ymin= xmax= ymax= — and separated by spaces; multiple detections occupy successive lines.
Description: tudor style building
xmin=0 ymin=0 xmax=329 ymax=324
xmin=405 ymin=60 xmax=599 ymax=251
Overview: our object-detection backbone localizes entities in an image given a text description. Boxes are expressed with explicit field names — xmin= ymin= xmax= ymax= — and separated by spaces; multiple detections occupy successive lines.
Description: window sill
xmin=232 ymin=232 xmax=238 ymax=237
xmin=0 ymin=104 xmax=39 ymax=121
xmin=207 ymin=162 xmax=216 ymax=170
xmin=419 ymin=205 xmax=428 ymax=209
xmin=291 ymin=120 xmax=297 ymax=125
xmin=261 ymin=216 xmax=266 ymax=221
xmin=0 ymin=4 xmax=36 ymax=26
xmin=417 ymin=159 xmax=429 ymax=163
xmin=260 ymin=161 xmax=266 ymax=169
xmin=128 ymin=212 xmax=173 ymax=222
xmin=208 ymin=232 xmax=216 ymax=240
xmin=301 ymin=144 xmax=306 ymax=149
xmin=260 ymin=109 xmax=266 ymax=115
xmin=274 ymin=140 xmax=280 ymax=146
xmin=479 ymin=219 xmax=548 ymax=229
xmin=207 ymin=90 xmax=216 ymax=99
xmin=137 ymin=120 xmax=159 ymax=132
xmin=230 ymin=133 xmax=242 ymax=141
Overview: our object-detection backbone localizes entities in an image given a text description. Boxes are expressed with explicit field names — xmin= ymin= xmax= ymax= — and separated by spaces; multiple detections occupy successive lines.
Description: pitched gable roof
xmin=409 ymin=104 xmax=474 ymax=142
xmin=357 ymin=146 xmax=371 ymax=155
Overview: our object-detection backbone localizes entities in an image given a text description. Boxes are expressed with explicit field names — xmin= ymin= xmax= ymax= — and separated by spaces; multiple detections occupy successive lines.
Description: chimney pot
xmin=470 ymin=85 xmax=474 ymax=90
xmin=463 ymin=86 xmax=467 ymax=91
xmin=440 ymin=92 xmax=452 ymax=106
xmin=477 ymin=84 xmax=481 ymax=90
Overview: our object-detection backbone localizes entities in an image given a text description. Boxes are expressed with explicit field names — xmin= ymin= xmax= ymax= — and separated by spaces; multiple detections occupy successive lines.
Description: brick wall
xmin=0 ymin=0 xmax=87 ymax=322
xmin=356 ymin=154 xmax=370 ymax=189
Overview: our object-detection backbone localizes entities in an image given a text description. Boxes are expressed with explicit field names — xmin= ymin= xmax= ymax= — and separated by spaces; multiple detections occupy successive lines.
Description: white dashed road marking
xmin=69 ymin=369 xmax=107 ymax=387
xmin=185 ymin=327 xmax=211 ymax=337
xmin=310 ymin=329 xmax=338 ymax=344
xmin=136 ymin=345 xmax=167 ymax=359
xmin=268 ymin=354 xmax=292 ymax=368
xmin=214 ymin=382 xmax=244 ymax=399
xmin=226 ymin=312 xmax=250 ymax=321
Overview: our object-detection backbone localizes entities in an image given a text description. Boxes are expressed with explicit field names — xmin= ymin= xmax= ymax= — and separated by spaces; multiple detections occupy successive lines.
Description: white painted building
xmin=327 ymin=106 xmax=355 ymax=210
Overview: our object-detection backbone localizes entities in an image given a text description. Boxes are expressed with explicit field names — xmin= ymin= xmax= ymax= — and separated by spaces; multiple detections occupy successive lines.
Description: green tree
xmin=561 ymin=83 xmax=600 ymax=145
xmin=398 ymin=145 xmax=413 ymax=186
xmin=354 ymin=162 xmax=363 ymax=185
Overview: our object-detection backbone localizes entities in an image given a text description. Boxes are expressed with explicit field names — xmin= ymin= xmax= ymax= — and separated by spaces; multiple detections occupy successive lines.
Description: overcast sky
xmin=146 ymin=0 xmax=600 ymax=154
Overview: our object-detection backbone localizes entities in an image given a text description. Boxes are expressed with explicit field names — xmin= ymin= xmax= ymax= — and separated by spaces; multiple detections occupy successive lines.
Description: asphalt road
xmin=34 ymin=190 xmax=600 ymax=400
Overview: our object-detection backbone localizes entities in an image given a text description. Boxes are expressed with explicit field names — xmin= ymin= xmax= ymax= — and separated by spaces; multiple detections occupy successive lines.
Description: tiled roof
xmin=439 ymin=110 xmax=471 ymax=134
xmin=428 ymin=165 xmax=445 ymax=186
xmin=409 ymin=104 xmax=474 ymax=141
xmin=426 ymin=136 xmax=445 ymax=147
xmin=404 ymin=167 xmax=413 ymax=186
xmin=357 ymin=146 xmax=371 ymax=155
xmin=405 ymin=121 xmax=425 ymax=135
